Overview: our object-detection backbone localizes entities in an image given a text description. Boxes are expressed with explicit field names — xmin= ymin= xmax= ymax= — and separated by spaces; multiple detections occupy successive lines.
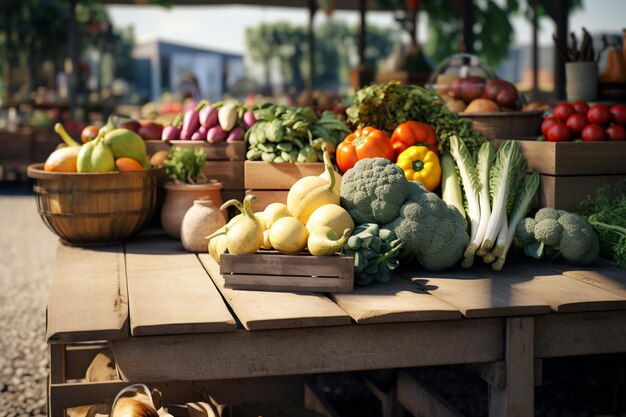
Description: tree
xmin=245 ymin=20 xmax=397 ymax=94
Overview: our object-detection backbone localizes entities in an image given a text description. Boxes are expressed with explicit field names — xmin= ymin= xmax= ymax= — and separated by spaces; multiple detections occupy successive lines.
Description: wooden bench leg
xmin=488 ymin=317 xmax=534 ymax=417
xmin=49 ymin=344 xmax=67 ymax=417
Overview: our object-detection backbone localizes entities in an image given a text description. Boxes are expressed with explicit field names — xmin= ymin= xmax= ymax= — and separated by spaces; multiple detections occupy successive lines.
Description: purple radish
xmin=180 ymin=100 xmax=208 ymax=140
xmin=207 ymin=125 xmax=226 ymax=143
xmin=242 ymin=111 xmax=256 ymax=129
xmin=199 ymin=105 xmax=218 ymax=128
xmin=198 ymin=125 xmax=209 ymax=136
xmin=226 ymin=127 xmax=245 ymax=142
xmin=191 ymin=131 xmax=206 ymax=141
xmin=161 ymin=113 xmax=183 ymax=141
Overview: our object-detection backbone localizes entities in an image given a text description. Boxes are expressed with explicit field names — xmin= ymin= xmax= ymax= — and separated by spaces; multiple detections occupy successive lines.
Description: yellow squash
xmin=287 ymin=150 xmax=340 ymax=224
xmin=306 ymin=204 xmax=354 ymax=236
xmin=269 ymin=216 xmax=309 ymax=254
xmin=307 ymin=226 xmax=351 ymax=256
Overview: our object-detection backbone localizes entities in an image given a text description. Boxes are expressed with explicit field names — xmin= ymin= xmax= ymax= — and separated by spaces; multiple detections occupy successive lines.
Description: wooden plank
xmin=304 ymin=383 xmax=343 ymax=417
xmin=470 ymin=360 xmax=542 ymax=390
xmin=221 ymin=253 xmax=354 ymax=293
xmin=363 ymin=376 xmax=403 ymax=417
xmin=125 ymin=237 xmax=236 ymax=336
xmin=144 ymin=140 xmax=170 ymax=155
xmin=198 ymin=254 xmax=351 ymax=330
xmin=245 ymin=190 xmax=288 ymax=212
xmin=203 ymin=160 xmax=244 ymax=190
xmin=330 ymin=274 xmax=462 ymax=323
xmin=47 ymin=244 xmax=129 ymax=343
xmin=397 ymin=371 xmax=464 ymax=417
xmin=169 ymin=141 xmax=246 ymax=160
xmin=538 ymin=174 xmax=626 ymax=211
xmin=535 ymin=310 xmax=626 ymax=358
xmin=488 ymin=317 xmax=535 ymax=417
xmin=244 ymin=161 xmax=324 ymax=189
xmin=398 ymin=264 xmax=550 ymax=318
xmin=560 ymin=264 xmax=626 ymax=298
xmin=487 ymin=261 xmax=626 ymax=313
xmin=515 ymin=140 xmax=626 ymax=176
xmin=111 ymin=318 xmax=504 ymax=381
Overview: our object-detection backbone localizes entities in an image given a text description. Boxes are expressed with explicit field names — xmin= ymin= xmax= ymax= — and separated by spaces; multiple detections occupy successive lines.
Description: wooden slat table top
xmin=487 ymin=260 xmax=626 ymax=313
xmin=125 ymin=237 xmax=237 ymax=336
xmin=330 ymin=274 xmax=462 ymax=323
xmin=47 ymin=244 xmax=128 ymax=343
xmin=47 ymin=237 xmax=626 ymax=343
xmin=397 ymin=264 xmax=552 ymax=318
xmin=198 ymin=254 xmax=352 ymax=331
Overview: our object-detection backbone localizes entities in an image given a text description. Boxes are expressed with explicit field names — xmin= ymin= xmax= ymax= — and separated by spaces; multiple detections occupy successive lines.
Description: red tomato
xmin=553 ymin=102 xmax=576 ymax=122
xmin=565 ymin=113 xmax=588 ymax=136
xmin=606 ymin=124 xmax=626 ymax=141
xmin=610 ymin=104 xmax=626 ymax=126
xmin=547 ymin=122 xmax=571 ymax=142
xmin=581 ymin=124 xmax=606 ymax=141
xmin=587 ymin=104 xmax=611 ymax=126
xmin=572 ymin=101 xmax=590 ymax=115
xmin=541 ymin=117 xmax=559 ymax=137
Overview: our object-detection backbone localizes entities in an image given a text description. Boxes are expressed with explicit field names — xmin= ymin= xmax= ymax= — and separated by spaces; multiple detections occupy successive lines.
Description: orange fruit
xmin=44 ymin=147 xmax=79 ymax=172
xmin=115 ymin=157 xmax=144 ymax=172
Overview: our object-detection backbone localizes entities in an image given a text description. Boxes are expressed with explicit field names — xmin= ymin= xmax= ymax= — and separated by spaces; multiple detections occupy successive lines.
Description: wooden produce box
xmin=499 ymin=140 xmax=626 ymax=211
xmin=220 ymin=252 xmax=354 ymax=293
xmin=169 ymin=141 xmax=247 ymax=204
xmin=144 ymin=140 xmax=170 ymax=155
xmin=244 ymin=161 xmax=324 ymax=212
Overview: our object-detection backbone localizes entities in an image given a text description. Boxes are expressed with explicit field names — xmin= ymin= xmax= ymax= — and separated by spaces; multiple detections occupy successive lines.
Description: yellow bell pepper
xmin=396 ymin=145 xmax=442 ymax=192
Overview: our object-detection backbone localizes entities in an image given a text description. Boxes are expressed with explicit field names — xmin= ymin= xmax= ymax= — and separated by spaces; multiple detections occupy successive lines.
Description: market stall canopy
xmin=101 ymin=0 xmax=384 ymax=10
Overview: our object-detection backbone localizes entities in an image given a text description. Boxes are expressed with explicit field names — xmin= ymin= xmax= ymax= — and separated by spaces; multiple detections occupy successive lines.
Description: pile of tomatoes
xmin=541 ymin=102 xmax=626 ymax=142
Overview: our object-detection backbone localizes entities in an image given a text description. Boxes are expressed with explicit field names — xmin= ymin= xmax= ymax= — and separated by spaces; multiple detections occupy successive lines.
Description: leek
xmin=481 ymin=140 xmax=527 ymax=251
xmin=492 ymin=171 xmax=540 ymax=271
xmin=449 ymin=135 xmax=481 ymax=248
xmin=440 ymin=152 xmax=466 ymax=218
xmin=462 ymin=141 xmax=495 ymax=267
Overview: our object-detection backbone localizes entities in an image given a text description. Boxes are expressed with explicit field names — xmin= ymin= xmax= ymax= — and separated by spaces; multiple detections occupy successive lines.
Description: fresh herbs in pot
xmin=164 ymin=146 xmax=207 ymax=184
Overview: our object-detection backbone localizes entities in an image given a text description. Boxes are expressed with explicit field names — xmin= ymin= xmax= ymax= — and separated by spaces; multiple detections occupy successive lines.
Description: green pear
xmin=91 ymin=140 xmax=115 ymax=172
xmin=102 ymin=128 xmax=150 ymax=168
xmin=77 ymin=141 xmax=96 ymax=173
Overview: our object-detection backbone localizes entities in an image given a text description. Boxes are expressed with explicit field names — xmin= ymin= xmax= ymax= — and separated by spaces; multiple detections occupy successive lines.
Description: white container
xmin=180 ymin=198 xmax=226 ymax=253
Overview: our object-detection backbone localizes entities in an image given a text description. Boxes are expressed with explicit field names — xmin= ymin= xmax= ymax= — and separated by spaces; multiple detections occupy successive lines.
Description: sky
xmin=108 ymin=1 xmax=626 ymax=56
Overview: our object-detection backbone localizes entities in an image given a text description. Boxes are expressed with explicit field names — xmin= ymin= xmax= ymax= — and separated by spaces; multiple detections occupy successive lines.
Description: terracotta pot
xmin=161 ymin=180 xmax=224 ymax=239
xmin=181 ymin=199 xmax=226 ymax=252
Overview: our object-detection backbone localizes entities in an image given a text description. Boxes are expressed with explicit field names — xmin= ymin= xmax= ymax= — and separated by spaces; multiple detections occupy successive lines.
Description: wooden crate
xmin=220 ymin=253 xmax=354 ymax=293
xmin=245 ymin=161 xmax=324 ymax=211
xmin=144 ymin=140 xmax=170 ymax=155
xmin=170 ymin=141 xmax=246 ymax=161
xmin=494 ymin=140 xmax=626 ymax=211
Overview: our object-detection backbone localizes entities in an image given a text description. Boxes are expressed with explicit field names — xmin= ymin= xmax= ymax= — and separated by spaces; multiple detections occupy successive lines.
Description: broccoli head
xmin=384 ymin=182 xmax=469 ymax=271
xmin=515 ymin=209 xmax=599 ymax=265
xmin=340 ymin=157 xmax=409 ymax=224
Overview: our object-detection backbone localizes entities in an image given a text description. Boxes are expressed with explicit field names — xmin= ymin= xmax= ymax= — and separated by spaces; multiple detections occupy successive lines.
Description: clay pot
xmin=181 ymin=199 xmax=226 ymax=252
xmin=161 ymin=180 xmax=224 ymax=239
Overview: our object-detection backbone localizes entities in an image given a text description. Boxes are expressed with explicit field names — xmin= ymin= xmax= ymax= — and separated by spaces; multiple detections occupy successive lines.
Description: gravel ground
xmin=0 ymin=187 xmax=58 ymax=416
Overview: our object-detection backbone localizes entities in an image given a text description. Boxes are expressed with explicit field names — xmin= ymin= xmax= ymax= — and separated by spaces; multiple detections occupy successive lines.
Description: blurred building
xmin=133 ymin=40 xmax=245 ymax=101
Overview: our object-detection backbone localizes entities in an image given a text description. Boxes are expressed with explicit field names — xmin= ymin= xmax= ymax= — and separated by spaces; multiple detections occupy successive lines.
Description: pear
xmin=102 ymin=129 xmax=150 ymax=169
xmin=91 ymin=140 xmax=115 ymax=172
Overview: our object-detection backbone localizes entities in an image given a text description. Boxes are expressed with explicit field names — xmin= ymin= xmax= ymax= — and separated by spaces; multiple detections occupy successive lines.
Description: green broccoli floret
xmin=340 ymin=158 xmax=410 ymax=224
xmin=516 ymin=209 xmax=599 ymax=265
xmin=516 ymin=217 xmax=537 ymax=244
xmin=384 ymin=182 xmax=469 ymax=271
xmin=534 ymin=207 xmax=560 ymax=222
xmin=534 ymin=218 xmax=563 ymax=247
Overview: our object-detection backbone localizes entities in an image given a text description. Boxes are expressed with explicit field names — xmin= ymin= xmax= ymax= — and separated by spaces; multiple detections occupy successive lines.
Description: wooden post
xmin=488 ymin=317 xmax=535 ymax=417
xmin=530 ymin=0 xmax=539 ymax=98
xmin=462 ymin=0 xmax=475 ymax=53
xmin=307 ymin=0 xmax=317 ymax=91
xmin=67 ymin=0 xmax=78 ymax=121
xmin=48 ymin=344 xmax=67 ymax=417
xmin=553 ymin=0 xmax=569 ymax=99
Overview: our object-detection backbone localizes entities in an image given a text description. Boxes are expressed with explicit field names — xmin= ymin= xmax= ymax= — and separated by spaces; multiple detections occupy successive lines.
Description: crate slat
xmin=203 ymin=160 xmax=245 ymax=190
xmin=220 ymin=253 xmax=354 ymax=293
xmin=244 ymin=161 xmax=324 ymax=189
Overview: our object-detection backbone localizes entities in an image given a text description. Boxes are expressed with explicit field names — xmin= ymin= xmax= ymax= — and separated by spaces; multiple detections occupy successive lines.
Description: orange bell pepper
xmin=336 ymin=127 xmax=394 ymax=173
xmin=390 ymin=121 xmax=438 ymax=159
xmin=396 ymin=145 xmax=441 ymax=192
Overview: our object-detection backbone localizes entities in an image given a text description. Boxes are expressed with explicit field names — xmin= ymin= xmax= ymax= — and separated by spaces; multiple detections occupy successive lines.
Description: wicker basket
xmin=27 ymin=164 xmax=162 ymax=246
xmin=460 ymin=110 xmax=544 ymax=139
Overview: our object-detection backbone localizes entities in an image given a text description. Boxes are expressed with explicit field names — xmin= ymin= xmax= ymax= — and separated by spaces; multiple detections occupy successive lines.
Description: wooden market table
xmin=46 ymin=234 xmax=626 ymax=417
